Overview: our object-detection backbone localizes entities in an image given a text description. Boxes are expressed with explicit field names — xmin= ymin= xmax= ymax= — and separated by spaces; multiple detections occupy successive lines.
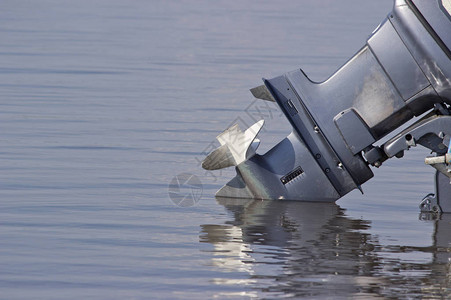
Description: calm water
xmin=0 ymin=0 xmax=450 ymax=299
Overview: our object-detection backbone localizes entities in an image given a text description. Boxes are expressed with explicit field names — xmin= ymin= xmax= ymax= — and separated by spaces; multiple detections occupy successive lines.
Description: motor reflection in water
xmin=200 ymin=198 xmax=451 ymax=299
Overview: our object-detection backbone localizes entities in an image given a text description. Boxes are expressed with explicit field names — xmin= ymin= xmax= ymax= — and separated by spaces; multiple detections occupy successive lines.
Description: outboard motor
xmin=203 ymin=0 xmax=451 ymax=212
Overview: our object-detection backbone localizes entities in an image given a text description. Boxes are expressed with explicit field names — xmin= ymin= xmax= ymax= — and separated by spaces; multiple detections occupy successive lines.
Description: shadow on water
xmin=200 ymin=198 xmax=451 ymax=299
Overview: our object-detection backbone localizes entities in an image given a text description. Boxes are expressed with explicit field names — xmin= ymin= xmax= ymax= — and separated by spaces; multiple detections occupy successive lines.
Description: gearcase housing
xmin=203 ymin=0 xmax=451 ymax=209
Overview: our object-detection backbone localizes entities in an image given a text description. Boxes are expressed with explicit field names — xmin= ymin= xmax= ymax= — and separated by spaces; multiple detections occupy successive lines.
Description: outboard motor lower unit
xmin=203 ymin=0 xmax=451 ymax=212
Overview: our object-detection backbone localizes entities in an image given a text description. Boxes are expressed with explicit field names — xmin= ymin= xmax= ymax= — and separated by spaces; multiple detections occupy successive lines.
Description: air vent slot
xmin=281 ymin=166 xmax=304 ymax=184
xmin=286 ymin=99 xmax=298 ymax=116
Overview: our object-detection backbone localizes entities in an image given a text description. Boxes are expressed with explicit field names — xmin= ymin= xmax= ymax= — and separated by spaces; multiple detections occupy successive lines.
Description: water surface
xmin=0 ymin=0 xmax=449 ymax=299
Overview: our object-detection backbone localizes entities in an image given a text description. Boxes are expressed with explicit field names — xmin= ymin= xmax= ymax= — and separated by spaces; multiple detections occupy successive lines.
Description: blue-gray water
xmin=0 ymin=0 xmax=449 ymax=299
